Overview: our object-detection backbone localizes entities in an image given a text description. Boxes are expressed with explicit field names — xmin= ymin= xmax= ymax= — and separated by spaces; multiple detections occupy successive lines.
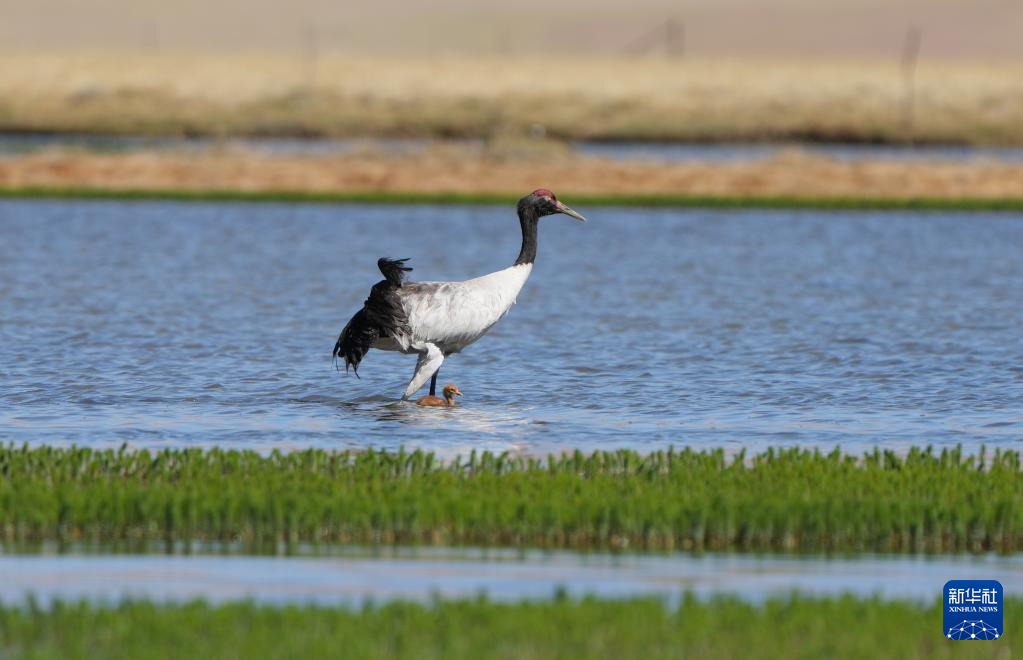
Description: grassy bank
xmin=2 ymin=446 xmax=1021 ymax=552
xmin=1 ymin=595 xmax=1016 ymax=659
xmin=3 ymin=185 xmax=1023 ymax=211
xmin=6 ymin=185 xmax=1023 ymax=210
xmin=2 ymin=53 xmax=1023 ymax=145
xmin=2 ymin=146 xmax=1023 ymax=209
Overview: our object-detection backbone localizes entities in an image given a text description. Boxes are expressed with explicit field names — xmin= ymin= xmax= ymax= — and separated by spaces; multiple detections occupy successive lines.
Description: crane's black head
xmin=513 ymin=189 xmax=586 ymax=266
xmin=517 ymin=189 xmax=587 ymax=222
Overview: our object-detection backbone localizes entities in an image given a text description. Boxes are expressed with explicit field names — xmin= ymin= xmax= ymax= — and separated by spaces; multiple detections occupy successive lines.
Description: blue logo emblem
xmin=944 ymin=580 xmax=1002 ymax=641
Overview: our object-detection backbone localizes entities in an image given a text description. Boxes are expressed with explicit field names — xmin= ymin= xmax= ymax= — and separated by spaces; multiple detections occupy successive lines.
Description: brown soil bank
xmin=2 ymin=53 xmax=1023 ymax=145
xmin=1 ymin=147 xmax=1021 ymax=202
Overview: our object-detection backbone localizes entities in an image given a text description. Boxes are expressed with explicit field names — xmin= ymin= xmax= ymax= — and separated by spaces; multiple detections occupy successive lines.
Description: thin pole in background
xmin=302 ymin=23 xmax=319 ymax=91
xmin=623 ymin=18 xmax=685 ymax=59
xmin=666 ymin=18 xmax=684 ymax=59
xmin=900 ymin=25 xmax=922 ymax=139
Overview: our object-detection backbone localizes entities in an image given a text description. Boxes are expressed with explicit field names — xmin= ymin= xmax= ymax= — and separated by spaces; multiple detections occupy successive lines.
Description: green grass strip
xmin=0 ymin=595 xmax=1016 ymax=659
xmin=1 ymin=445 xmax=1021 ymax=552
xmin=2 ymin=186 xmax=1023 ymax=211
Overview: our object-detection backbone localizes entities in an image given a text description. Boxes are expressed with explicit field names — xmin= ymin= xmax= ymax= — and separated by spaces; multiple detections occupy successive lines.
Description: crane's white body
xmin=378 ymin=263 xmax=533 ymax=398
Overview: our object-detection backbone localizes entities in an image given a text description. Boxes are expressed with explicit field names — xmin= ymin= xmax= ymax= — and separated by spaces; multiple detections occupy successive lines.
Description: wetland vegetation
xmin=3 ymin=183 xmax=1023 ymax=212
xmin=2 ymin=445 xmax=1020 ymax=553
xmin=3 ymin=147 xmax=1023 ymax=208
xmin=1 ymin=594 xmax=1018 ymax=659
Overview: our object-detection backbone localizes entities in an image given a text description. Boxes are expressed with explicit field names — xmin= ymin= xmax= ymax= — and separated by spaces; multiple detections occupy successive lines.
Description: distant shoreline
xmin=0 ymin=127 xmax=1010 ymax=149
xmin=1 ymin=143 xmax=1022 ymax=211
xmin=2 ymin=186 xmax=1021 ymax=211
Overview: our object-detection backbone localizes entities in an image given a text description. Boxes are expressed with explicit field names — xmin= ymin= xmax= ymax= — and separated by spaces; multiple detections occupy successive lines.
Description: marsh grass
xmin=0 ymin=594 xmax=1018 ymax=659
xmin=2 ymin=53 xmax=1023 ymax=145
xmin=1 ymin=445 xmax=1020 ymax=552
xmin=2 ymin=147 xmax=1023 ymax=204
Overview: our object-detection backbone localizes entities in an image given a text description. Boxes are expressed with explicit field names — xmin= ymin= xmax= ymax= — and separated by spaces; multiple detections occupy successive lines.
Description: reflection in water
xmin=357 ymin=400 xmax=534 ymax=457
xmin=0 ymin=200 xmax=1021 ymax=454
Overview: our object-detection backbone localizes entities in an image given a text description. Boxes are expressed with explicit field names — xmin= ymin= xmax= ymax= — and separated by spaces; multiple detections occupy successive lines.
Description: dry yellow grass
xmin=1 ymin=52 xmax=1023 ymax=144
xmin=2 ymin=145 xmax=1021 ymax=200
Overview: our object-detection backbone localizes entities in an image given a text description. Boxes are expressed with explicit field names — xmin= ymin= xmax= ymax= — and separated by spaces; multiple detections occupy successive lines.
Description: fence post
xmin=302 ymin=23 xmax=319 ymax=92
xmin=900 ymin=26 xmax=922 ymax=139
xmin=666 ymin=18 xmax=684 ymax=59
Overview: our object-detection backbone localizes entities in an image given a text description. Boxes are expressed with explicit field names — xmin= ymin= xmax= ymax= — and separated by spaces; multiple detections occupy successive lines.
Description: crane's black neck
xmin=514 ymin=204 xmax=540 ymax=266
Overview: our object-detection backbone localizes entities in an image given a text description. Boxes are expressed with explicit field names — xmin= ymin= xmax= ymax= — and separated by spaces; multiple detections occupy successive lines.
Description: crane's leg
xmin=402 ymin=343 xmax=444 ymax=400
xmin=429 ymin=371 xmax=439 ymax=396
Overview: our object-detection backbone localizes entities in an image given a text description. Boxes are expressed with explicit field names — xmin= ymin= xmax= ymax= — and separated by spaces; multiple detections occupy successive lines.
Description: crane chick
xmin=416 ymin=384 xmax=463 ymax=407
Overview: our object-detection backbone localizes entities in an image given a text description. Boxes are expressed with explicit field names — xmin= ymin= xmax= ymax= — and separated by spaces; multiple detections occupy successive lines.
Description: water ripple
xmin=0 ymin=200 xmax=1021 ymax=454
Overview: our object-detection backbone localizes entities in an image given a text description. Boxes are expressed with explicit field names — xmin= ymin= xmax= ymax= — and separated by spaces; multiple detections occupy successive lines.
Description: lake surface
xmin=2 ymin=548 xmax=1019 ymax=606
xmin=1 ymin=200 xmax=1021 ymax=454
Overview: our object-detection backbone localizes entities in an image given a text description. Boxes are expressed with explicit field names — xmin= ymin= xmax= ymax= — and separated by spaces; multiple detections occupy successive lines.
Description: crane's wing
xmin=332 ymin=258 xmax=413 ymax=374
xmin=397 ymin=265 xmax=533 ymax=351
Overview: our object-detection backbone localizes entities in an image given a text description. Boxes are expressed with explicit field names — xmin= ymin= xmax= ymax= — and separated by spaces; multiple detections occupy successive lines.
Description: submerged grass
xmin=1 ymin=445 xmax=1021 ymax=552
xmin=2 ymin=186 xmax=1023 ymax=212
xmin=1 ymin=595 xmax=1018 ymax=659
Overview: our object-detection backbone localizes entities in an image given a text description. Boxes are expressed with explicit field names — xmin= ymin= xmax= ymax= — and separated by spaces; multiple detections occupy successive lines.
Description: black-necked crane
xmin=332 ymin=189 xmax=586 ymax=400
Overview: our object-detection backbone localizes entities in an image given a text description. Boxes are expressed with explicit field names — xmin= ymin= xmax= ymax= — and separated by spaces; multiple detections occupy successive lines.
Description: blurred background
xmin=0 ymin=0 xmax=1021 ymax=199
xmin=2 ymin=0 xmax=1021 ymax=57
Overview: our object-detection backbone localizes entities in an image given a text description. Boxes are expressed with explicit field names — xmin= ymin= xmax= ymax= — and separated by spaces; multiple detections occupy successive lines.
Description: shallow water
xmin=1 ymin=200 xmax=1021 ymax=454
xmin=2 ymin=548 xmax=1019 ymax=606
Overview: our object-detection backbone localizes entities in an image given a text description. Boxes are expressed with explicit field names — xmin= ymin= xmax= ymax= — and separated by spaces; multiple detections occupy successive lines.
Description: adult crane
xmin=332 ymin=189 xmax=586 ymax=399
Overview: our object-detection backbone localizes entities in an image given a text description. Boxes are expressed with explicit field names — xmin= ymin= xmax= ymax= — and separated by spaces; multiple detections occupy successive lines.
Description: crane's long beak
xmin=556 ymin=201 xmax=587 ymax=222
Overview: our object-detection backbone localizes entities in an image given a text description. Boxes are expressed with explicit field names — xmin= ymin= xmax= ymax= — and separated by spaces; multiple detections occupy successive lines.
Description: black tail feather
xmin=377 ymin=258 xmax=412 ymax=286
xmin=333 ymin=309 xmax=379 ymax=376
